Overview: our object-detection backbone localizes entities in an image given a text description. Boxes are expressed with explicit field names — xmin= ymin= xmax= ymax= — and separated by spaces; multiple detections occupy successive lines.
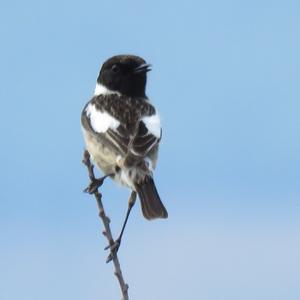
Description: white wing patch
xmin=85 ymin=103 xmax=120 ymax=133
xmin=141 ymin=113 xmax=161 ymax=138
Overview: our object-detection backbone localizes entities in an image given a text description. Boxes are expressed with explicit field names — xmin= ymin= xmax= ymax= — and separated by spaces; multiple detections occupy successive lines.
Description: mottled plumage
xmin=81 ymin=55 xmax=167 ymax=220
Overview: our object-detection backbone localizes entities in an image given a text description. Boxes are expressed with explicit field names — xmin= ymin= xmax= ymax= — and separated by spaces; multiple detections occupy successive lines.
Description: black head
xmin=97 ymin=55 xmax=151 ymax=97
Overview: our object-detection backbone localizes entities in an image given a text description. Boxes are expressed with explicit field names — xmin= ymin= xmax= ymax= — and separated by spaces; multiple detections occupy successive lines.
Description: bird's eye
xmin=111 ymin=64 xmax=120 ymax=73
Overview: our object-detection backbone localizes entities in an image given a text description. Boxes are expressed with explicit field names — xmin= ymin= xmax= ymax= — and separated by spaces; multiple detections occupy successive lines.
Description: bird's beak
xmin=133 ymin=63 xmax=152 ymax=74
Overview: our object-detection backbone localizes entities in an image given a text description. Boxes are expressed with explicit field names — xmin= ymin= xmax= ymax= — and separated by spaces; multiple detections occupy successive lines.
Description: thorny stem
xmin=82 ymin=150 xmax=129 ymax=300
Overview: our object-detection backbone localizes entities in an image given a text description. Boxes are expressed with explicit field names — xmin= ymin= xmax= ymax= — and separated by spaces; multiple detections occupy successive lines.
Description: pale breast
xmin=82 ymin=128 xmax=119 ymax=175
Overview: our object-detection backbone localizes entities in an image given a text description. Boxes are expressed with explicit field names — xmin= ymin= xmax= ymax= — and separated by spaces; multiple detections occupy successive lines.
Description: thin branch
xmin=82 ymin=150 xmax=129 ymax=300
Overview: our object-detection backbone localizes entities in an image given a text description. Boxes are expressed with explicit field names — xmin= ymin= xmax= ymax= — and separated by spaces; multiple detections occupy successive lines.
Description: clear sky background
xmin=1 ymin=1 xmax=300 ymax=299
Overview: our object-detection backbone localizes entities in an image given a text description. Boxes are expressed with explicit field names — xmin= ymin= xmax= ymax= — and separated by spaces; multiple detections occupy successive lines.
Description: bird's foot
xmin=105 ymin=238 xmax=121 ymax=263
xmin=83 ymin=176 xmax=106 ymax=194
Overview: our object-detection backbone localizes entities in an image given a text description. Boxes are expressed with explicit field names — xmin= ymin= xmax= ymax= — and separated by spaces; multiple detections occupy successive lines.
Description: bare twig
xmin=82 ymin=150 xmax=129 ymax=300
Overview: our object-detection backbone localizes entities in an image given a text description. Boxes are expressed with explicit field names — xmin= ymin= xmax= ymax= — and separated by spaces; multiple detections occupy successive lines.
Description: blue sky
xmin=1 ymin=0 xmax=300 ymax=299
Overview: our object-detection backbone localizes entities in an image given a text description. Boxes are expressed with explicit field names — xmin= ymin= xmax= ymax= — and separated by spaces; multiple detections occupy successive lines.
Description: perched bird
xmin=81 ymin=55 xmax=168 ymax=258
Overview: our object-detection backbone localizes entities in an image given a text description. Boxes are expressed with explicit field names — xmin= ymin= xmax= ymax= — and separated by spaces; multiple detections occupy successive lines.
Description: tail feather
xmin=135 ymin=176 xmax=168 ymax=220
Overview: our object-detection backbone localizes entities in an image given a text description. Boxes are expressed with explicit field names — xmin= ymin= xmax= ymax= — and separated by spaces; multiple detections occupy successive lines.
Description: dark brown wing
xmin=106 ymin=120 xmax=161 ymax=158
xmin=130 ymin=121 xmax=161 ymax=157
xmin=82 ymin=94 xmax=161 ymax=158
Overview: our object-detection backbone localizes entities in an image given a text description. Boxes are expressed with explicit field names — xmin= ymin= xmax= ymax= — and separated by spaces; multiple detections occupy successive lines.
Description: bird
xmin=81 ymin=55 xmax=168 ymax=260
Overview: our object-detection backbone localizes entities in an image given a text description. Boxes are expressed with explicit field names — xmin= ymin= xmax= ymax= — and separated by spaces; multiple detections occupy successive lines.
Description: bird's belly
xmin=82 ymin=129 xmax=157 ymax=191
xmin=83 ymin=130 xmax=118 ymax=175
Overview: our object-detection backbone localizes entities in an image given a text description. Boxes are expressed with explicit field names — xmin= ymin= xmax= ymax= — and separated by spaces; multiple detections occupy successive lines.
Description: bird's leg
xmin=105 ymin=191 xmax=137 ymax=263
xmin=82 ymin=150 xmax=112 ymax=194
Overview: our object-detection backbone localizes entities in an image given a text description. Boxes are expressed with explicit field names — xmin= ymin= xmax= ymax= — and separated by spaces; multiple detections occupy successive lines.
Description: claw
xmin=83 ymin=176 xmax=108 ymax=194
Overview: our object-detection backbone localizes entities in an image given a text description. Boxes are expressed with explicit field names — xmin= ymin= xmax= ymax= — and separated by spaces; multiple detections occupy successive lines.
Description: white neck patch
xmin=94 ymin=83 xmax=121 ymax=96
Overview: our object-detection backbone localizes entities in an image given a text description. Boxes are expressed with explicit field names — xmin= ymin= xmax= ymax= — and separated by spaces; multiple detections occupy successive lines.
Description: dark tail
xmin=135 ymin=176 xmax=168 ymax=220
